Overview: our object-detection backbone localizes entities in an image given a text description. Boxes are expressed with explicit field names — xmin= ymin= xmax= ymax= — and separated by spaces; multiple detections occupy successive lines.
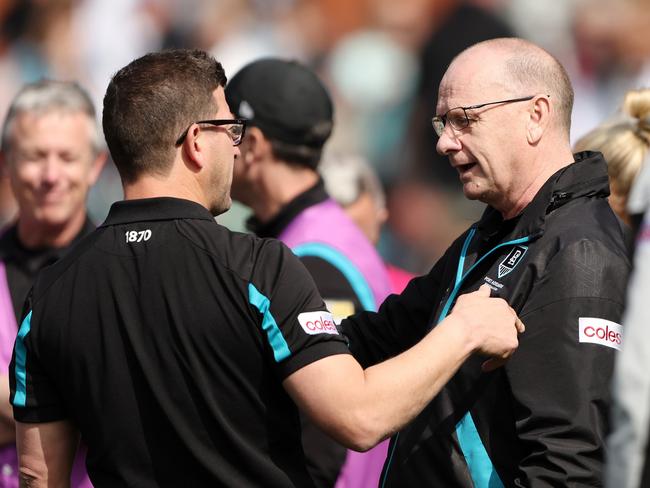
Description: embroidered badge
xmin=498 ymin=245 xmax=528 ymax=278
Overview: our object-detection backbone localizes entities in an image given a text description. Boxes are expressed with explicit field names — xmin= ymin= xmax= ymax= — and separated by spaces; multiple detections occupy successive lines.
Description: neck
xmin=123 ymin=173 xmax=208 ymax=209
xmin=250 ymin=165 xmax=319 ymax=223
xmin=499 ymin=144 xmax=575 ymax=220
xmin=17 ymin=210 xmax=87 ymax=249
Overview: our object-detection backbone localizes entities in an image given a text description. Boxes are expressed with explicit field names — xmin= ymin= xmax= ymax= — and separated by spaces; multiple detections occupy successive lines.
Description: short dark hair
xmin=102 ymin=49 xmax=227 ymax=183
xmin=268 ymin=139 xmax=325 ymax=169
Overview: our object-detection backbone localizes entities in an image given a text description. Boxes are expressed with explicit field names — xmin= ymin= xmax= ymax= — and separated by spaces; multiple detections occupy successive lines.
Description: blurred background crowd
xmin=1 ymin=0 xmax=649 ymax=274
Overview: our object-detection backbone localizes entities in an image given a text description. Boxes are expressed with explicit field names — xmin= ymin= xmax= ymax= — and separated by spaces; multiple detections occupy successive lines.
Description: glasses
xmin=432 ymin=95 xmax=538 ymax=137
xmin=175 ymin=119 xmax=247 ymax=146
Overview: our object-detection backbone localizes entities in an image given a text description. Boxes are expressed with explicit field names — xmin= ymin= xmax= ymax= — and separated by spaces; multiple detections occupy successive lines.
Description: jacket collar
xmin=476 ymin=151 xmax=610 ymax=240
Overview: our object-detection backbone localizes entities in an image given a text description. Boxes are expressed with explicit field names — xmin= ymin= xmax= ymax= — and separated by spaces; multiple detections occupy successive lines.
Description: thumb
xmin=477 ymin=283 xmax=492 ymax=297
xmin=482 ymin=357 xmax=507 ymax=372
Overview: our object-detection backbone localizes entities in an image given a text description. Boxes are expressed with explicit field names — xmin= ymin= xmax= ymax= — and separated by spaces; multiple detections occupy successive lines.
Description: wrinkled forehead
xmin=436 ymin=50 xmax=509 ymax=113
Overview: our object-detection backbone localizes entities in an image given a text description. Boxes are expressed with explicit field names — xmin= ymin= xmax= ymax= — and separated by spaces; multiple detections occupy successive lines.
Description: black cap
xmin=225 ymin=58 xmax=334 ymax=149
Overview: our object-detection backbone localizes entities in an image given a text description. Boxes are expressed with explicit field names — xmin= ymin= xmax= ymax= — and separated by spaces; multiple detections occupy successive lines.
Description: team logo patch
xmin=498 ymin=245 xmax=528 ymax=278
xmin=298 ymin=311 xmax=339 ymax=335
xmin=578 ymin=317 xmax=622 ymax=350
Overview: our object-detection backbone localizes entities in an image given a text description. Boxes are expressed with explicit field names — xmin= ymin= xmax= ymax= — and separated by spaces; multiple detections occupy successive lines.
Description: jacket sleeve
xmin=339 ymin=251 xmax=448 ymax=369
xmin=506 ymin=238 xmax=629 ymax=487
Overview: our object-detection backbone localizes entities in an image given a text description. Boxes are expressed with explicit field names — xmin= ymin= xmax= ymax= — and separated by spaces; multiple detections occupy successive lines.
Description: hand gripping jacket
xmin=341 ymin=151 xmax=632 ymax=487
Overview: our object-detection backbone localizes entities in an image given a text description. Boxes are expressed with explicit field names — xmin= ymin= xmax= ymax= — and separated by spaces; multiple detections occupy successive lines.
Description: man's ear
xmin=181 ymin=123 xmax=206 ymax=171
xmin=88 ymin=150 xmax=108 ymax=186
xmin=242 ymin=126 xmax=272 ymax=166
xmin=526 ymin=95 xmax=551 ymax=144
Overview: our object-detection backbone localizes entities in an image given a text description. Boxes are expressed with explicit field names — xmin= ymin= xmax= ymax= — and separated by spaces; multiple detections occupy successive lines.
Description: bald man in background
xmin=340 ymin=38 xmax=631 ymax=487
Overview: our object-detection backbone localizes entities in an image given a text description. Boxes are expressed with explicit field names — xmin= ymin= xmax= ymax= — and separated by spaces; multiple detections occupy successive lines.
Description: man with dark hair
xmin=0 ymin=79 xmax=106 ymax=488
xmin=341 ymin=37 xmax=632 ymax=487
xmin=224 ymin=58 xmax=392 ymax=486
xmin=9 ymin=49 xmax=522 ymax=487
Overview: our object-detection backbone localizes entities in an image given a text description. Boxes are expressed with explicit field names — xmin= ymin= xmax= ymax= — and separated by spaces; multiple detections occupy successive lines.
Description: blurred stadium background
xmin=1 ymin=0 xmax=648 ymax=273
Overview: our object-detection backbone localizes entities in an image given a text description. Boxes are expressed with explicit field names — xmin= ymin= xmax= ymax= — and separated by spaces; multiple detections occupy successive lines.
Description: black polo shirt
xmin=10 ymin=197 xmax=350 ymax=488
xmin=0 ymin=219 xmax=95 ymax=322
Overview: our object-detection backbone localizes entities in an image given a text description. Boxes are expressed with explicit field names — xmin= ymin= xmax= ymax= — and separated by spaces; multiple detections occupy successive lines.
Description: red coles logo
xmin=298 ymin=311 xmax=339 ymax=336
xmin=578 ymin=318 xmax=622 ymax=351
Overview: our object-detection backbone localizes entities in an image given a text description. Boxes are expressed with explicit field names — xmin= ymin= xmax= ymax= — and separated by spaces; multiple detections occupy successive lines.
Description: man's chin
xmin=31 ymin=209 xmax=74 ymax=228
xmin=210 ymin=196 xmax=232 ymax=217
xmin=462 ymin=186 xmax=481 ymax=201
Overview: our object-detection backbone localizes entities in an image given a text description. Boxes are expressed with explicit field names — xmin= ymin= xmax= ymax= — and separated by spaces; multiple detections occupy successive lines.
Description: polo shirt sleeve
xmin=9 ymin=293 xmax=67 ymax=423
xmin=249 ymin=240 xmax=351 ymax=379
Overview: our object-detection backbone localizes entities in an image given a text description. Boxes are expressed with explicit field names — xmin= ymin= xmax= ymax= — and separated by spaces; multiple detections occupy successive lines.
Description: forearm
xmin=289 ymin=315 xmax=476 ymax=452
xmin=286 ymin=285 xmax=519 ymax=452
xmin=0 ymin=375 xmax=16 ymax=444
xmin=16 ymin=421 xmax=77 ymax=488
xmin=351 ymin=315 xmax=475 ymax=446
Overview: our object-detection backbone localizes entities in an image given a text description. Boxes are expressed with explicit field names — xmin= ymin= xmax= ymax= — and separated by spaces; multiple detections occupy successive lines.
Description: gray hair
xmin=1 ymin=79 xmax=104 ymax=156
xmin=319 ymin=153 xmax=385 ymax=210
xmin=456 ymin=38 xmax=575 ymax=134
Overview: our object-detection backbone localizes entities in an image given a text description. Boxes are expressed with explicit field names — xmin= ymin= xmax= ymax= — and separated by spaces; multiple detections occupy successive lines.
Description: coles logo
xmin=298 ymin=311 xmax=339 ymax=335
xmin=578 ymin=317 xmax=622 ymax=351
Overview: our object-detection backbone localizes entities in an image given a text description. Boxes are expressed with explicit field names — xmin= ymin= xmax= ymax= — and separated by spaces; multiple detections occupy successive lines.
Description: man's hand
xmin=284 ymin=285 xmax=525 ymax=451
xmin=450 ymin=284 xmax=525 ymax=371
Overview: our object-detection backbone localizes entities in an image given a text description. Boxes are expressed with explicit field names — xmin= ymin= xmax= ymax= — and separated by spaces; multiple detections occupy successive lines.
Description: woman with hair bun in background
xmin=575 ymin=88 xmax=650 ymax=227
xmin=579 ymin=88 xmax=650 ymax=488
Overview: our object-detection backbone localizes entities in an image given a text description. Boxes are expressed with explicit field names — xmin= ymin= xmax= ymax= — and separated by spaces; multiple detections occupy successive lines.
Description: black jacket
xmin=341 ymin=152 xmax=631 ymax=487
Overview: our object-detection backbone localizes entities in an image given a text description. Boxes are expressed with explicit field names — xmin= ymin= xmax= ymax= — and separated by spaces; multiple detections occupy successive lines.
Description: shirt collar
xmin=247 ymin=179 xmax=328 ymax=238
xmin=101 ymin=197 xmax=215 ymax=227
xmin=0 ymin=218 xmax=95 ymax=271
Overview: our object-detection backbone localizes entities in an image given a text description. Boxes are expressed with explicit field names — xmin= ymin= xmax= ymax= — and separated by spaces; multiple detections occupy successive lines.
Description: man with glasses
xmin=9 ymin=49 xmax=523 ymax=487
xmin=341 ymin=37 xmax=631 ymax=487
xmin=0 ymin=79 xmax=106 ymax=488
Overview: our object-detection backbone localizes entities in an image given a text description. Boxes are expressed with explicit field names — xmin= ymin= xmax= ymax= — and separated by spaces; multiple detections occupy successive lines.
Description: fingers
xmin=480 ymin=317 xmax=523 ymax=373
xmin=476 ymin=283 xmax=492 ymax=297
xmin=482 ymin=357 xmax=507 ymax=372
xmin=515 ymin=317 xmax=525 ymax=333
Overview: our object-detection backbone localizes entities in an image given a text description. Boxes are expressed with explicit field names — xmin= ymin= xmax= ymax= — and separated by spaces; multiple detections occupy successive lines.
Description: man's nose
xmin=436 ymin=126 xmax=462 ymax=156
xmin=41 ymin=155 xmax=62 ymax=184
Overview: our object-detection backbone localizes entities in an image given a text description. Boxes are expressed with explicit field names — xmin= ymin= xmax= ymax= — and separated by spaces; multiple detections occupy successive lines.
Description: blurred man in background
xmin=225 ymin=58 xmax=393 ymax=486
xmin=319 ymin=153 xmax=415 ymax=293
xmin=0 ymin=79 xmax=105 ymax=487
